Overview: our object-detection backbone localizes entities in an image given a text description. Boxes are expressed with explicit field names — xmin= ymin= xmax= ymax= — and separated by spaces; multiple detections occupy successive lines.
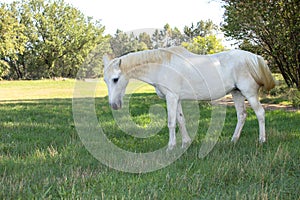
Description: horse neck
xmin=119 ymin=49 xmax=170 ymax=80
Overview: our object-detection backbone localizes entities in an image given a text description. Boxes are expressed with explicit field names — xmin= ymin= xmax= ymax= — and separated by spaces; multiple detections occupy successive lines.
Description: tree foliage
xmin=221 ymin=0 xmax=300 ymax=89
xmin=0 ymin=2 xmax=27 ymax=78
xmin=110 ymin=21 xmax=224 ymax=57
xmin=110 ymin=30 xmax=148 ymax=57
xmin=182 ymin=35 xmax=225 ymax=55
xmin=184 ymin=20 xmax=217 ymax=39
xmin=0 ymin=0 xmax=110 ymax=79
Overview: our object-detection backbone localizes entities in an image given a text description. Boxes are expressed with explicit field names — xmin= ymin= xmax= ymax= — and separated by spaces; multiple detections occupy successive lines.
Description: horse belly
xmin=179 ymin=83 xmax=228 ymax=100
xmin=178 ymin=67 xmax=234 ymax=100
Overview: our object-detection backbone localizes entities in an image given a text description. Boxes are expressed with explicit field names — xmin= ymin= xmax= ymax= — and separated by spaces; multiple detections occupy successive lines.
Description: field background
xmin=0 ymin=79 xmax=299 ymax=199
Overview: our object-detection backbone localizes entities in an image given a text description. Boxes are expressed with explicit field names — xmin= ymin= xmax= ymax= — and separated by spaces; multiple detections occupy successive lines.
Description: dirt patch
xmin=215 ymin=95 xmax=299 ymax=112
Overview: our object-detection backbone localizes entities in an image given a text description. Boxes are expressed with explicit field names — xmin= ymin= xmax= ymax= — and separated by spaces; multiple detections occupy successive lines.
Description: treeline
xmin=110 ymin=22 xmax=224 ymax=58
xmin=0 ymin=0 xmax=224 ymax=80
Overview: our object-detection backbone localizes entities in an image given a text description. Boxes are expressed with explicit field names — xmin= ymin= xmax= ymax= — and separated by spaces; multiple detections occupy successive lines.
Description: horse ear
xmin=103 ymin=54 xmax=111 ymax=69
xmin=103 ymin=53 xmax=116 ymax=69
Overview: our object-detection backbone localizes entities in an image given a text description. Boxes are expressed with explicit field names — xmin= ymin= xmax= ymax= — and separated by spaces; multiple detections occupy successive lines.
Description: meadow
xmin=0 ymin=79 xmax=299 ymax=199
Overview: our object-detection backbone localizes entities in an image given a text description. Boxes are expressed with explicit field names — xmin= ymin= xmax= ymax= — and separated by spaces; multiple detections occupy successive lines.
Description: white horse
xmin=103 ymin=46 xmax=275 ymax=151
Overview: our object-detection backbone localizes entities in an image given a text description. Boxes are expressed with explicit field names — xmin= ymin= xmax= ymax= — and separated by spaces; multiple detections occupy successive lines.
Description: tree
xmin=181 ymin=20 xmax=224 ymax=54
xmin=113 ymin=22 xmax=224 ymax=56
xmin=221 ymin=0 xmax=300 ymax=89
xmin=162 ymin=24 xmax=174 ymax=47
xmin=151 ymin=24 xmax=185 ymax=49
xmin=110 ymin=30 xmax=148 ymax=57
xmin=138 ymin=32 xmax=153 ymax=50
xmin=79 ymin=36 xmax=112 ymax=78
xmin=171 ymin=27 xmax=185 ymax=46
xmin=184 ymin=20 xmax=218 ymax=41
xmin=1 ymin=0 xmax=109 ymax=79
xmin=0 ymin=3 xmax=27 ymax=78
xmin=151 ymin=29 xmax=165 ymax=49
xmin=182 ymin=35 xmax=225 ymax=54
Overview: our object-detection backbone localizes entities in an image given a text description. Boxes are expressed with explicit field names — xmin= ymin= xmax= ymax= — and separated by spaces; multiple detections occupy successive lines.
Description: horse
xmin=103 ymin=46 xmax=275 ymax=151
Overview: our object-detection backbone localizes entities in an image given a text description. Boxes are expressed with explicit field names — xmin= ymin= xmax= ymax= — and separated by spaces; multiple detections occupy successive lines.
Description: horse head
xmin=103 ymin=55 xmax=129 ymax=110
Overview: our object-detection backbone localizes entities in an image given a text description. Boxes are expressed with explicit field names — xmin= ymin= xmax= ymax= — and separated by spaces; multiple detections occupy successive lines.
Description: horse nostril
xmin=109 ymin=99 xmax=122 ymax=110
xmin=110 ymin=102 xmax=120 ymax=110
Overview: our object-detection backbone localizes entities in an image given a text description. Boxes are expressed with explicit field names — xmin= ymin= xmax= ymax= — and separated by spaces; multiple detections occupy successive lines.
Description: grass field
xmin=0 ymin=79 xmax=299 ymax=199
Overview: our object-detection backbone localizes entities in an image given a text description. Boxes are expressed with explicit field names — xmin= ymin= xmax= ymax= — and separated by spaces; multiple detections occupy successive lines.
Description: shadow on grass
xmin=1 ymin=93 xmax=299 ymax=155
xmin=0 ymin=93 xmax=299 ymax=199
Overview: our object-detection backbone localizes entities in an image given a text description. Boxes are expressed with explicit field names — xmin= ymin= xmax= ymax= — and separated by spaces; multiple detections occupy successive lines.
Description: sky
xmin=64 ymin=0 xmax=225 ymax=34
xmin=1 ymin=0 xmax=225 ymax=34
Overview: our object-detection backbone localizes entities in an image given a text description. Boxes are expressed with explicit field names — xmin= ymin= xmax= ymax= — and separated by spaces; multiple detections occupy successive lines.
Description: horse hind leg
xmin=235 ymin=80 xmax=266 ymax=143
xmin=176 ymin=101 xmax=191 ymax=148
xmin=166 ymin=93 xmax=178 ymax=151
xmin=231 ymin=90 xmax=247 ymax=143
xmin=245 ymin=95 xmax=266 ymax=143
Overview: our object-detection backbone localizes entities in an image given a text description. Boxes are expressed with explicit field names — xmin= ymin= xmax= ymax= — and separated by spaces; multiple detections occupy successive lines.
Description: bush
xmin=288 ymin=89 xmax=300 ymax=108
xmin=261 ymin=74 xmax=300 ymax=107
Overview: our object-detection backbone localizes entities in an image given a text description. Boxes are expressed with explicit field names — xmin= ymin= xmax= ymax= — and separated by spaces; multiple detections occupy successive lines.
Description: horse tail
xmin=246 ymin=54 xmax=276 ymax=91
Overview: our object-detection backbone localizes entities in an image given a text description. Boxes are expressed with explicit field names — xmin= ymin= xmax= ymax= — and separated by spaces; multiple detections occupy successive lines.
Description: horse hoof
xmin=231 ymin=137 xmax=239 ymax=143
xmin=167 ymin=143 xmax=176 ymax=152
xmin=259 ymin=137 xmax=266 ymax=143
xmin=181 ymin=139 xmax=192 ymax=149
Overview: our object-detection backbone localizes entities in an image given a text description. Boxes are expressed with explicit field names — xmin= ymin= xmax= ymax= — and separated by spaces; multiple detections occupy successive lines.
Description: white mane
xmin=119 ymin=48 xmax=171 ymax=74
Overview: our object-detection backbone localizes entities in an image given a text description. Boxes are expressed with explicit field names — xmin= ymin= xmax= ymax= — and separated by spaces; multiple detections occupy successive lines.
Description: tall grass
xmin=0 ymin=80 xmax=299 ymax=199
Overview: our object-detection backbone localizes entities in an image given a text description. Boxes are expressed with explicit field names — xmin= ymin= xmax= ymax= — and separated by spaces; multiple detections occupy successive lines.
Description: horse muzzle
xmin=110 ymin=101 xmax=122 ymax=110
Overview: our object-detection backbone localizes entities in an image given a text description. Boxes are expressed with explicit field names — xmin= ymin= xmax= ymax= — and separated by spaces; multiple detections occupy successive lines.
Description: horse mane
xmin=118 ymin=46 xmax=194 ymax=75
xmin=118 ymin=49 xmax=168 ymax=74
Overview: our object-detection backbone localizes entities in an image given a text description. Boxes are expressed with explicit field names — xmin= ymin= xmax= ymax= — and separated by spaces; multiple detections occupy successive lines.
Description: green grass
xmin=0 ymin=79 xmax=155 ymax=101
xmin=0 ymin=80 xmax=300 ymax=199
xmin=261 ymin=74 xmax=300 ymax=108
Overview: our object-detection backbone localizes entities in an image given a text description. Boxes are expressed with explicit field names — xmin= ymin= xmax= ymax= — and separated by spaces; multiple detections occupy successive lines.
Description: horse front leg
xmin=231 ymin=90 xmax=247 ymax=143
xmin=177 ymin=101 xmax=191 ymax=148
xmin=166 ymin=93 xmax=178 ymax=151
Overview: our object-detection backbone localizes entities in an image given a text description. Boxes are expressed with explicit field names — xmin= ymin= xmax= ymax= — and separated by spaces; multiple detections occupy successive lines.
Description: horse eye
xmin=113 ymin=78 xmax=119 ymax=83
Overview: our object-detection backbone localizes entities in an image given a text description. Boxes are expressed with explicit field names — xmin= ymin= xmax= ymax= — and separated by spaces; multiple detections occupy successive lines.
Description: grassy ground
xmin=0 ymin=79 xmax=155 ymax=101
xmin=261 ymin=74 xmax=300 ymax=108
xmin=0 ymin=79 xmax=299 ymax=199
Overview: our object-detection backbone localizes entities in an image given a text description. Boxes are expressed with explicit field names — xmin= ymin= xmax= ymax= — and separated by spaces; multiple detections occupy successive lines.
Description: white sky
xmin=64 ymin=0 xmax=225 ymax=34
xmin=1 ymin=0 xmax=225 ymax=34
